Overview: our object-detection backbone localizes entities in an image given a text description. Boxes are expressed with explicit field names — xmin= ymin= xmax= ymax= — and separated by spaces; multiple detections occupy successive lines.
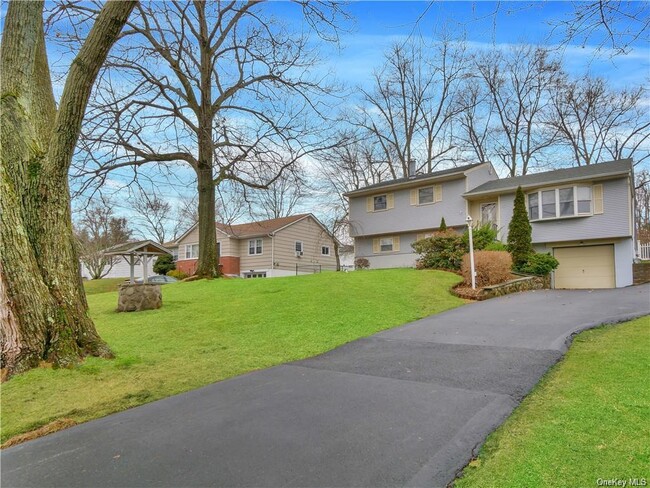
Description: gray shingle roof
xmin=344 ymin=162 xmax=484 ymax=196
xmin=464 ymin=159 xmax=632 ymax=196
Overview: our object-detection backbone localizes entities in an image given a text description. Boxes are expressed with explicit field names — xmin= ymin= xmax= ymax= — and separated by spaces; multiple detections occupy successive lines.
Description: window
xmin=379 ymin=238 xmax=393 ymax=252
xmin=528 ymin=193 xmax=539 ymax=220
xmin=480 ymin=203 xmax=497 ymax=229
xmin=577 ymin=186 xmax=592 ymax=214
xmin=244 ymin=272 xmax=266 ymax=279
xmin=321 ymin=246 xmax=330 ymax=255
xmin=185 ymin=243 xmax=199 ymax=259
xmin=171 ymin=249 xmax=179 ymax=261
xmin=528 ymin=186 xmax=594 ymax=220
xmin=541 ymin=190 xmax=556 ymax=219
xmin=418 ymin=187 xmax=434 ymax=204
xmin=374 ymin=194 xmax=387 ymax=211
xmin=248 ymin=238 xmax=263 ymax=255
xmin=217 ymin=241 xmax=221 ymax=255
xmin=295 ymin=241 xmax=303 ymax=254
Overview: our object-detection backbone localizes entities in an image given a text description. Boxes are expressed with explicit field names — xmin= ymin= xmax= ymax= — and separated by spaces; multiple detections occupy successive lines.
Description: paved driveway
xmin=2 ymin=285 xmax=649 ymax=488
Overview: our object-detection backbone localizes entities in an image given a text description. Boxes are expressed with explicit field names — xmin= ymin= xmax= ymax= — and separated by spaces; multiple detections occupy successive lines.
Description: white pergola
xmin=103 ymin=240 xmax=172 ymax=284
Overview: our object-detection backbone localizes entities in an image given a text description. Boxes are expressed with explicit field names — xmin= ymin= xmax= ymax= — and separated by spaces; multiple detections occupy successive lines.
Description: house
xmin=346 ymin=159 xmax=636 ymax=289
xmin=167 ymin=214 xmax=338 ymax=278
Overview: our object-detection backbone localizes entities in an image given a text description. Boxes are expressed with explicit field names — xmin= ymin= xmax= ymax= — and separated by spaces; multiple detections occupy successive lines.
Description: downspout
xmin=269 ymin=233 xmax=275 ymax=277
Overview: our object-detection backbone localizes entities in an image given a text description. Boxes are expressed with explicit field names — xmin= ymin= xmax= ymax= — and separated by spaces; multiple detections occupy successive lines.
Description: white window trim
xmin=417 ymin=186 xmax=435 ymax=205
xmin=248 ymin=238 xmax=263 ymax=255
xmin=379 ymin=237 xmax=394 ymax=253
xmin=321 ymin=245 xmax=330 ymax=256
xmin=527 ymin=185 xmax=594 ymax=222
xmin=184 ymin=243 xmax=199 ymax=259
xmin=374 ymin=194 xmax=388 ymax=212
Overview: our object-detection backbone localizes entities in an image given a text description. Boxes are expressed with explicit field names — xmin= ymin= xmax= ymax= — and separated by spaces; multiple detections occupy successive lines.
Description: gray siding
xmin=349 ymin=178 xmax=468 ymax=237
xmin=465 ymin=163 xmax=498 ymax=192
xmin=355 ymin=232 xmax=422 ymax=269
xmin=496 ymin=177 xmax=632 ymax=244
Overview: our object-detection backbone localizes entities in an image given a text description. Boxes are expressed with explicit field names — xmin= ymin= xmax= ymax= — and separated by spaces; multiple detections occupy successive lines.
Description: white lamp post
xmin=466 ymin=215 xmax=476 ymax=290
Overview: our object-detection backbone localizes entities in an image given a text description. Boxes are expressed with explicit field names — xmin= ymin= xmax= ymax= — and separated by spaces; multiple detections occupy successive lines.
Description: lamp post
xmin=466 ymin=215 xmax=476 ymax=290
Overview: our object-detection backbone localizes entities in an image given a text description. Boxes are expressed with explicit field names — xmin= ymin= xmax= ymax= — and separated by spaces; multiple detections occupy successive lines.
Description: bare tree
xmin=250 ymin=164 xmax=310 ymax=220
xmin=461 ymin=46 xmax=562 ymax=176
xmin=552 ymin=1 xmax=650 ymax=55
xmin=1 ymin=0 xmax=135 ymax=378
xmin=76 ymin=198 xmax=132 ymax=279
xmin=355 ymin=37 xmax=467 ymax=178
xmin=129 ymin=188 xmax=174 ymax=244
xmin=549 ymin=75 xmax=650 ymax=167
xmin=64 ymin=1 xmax=347 ymax=278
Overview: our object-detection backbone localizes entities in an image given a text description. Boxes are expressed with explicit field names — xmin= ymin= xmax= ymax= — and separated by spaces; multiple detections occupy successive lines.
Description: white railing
xmin=639 ymin=241 xmax=650 ymax=260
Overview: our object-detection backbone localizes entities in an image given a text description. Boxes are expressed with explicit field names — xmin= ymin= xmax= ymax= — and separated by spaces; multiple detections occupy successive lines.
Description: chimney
xmin=408 ymin=159 xmax=416 ymax=178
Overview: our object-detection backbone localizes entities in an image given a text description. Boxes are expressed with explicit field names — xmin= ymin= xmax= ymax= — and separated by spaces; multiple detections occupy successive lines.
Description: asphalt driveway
xmin=2 ymin=284 xmax=649 ymax=488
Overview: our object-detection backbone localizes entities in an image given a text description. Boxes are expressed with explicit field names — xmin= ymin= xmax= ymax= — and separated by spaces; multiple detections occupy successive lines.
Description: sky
xmin=2 ymin=1 xmax=648 ymax=232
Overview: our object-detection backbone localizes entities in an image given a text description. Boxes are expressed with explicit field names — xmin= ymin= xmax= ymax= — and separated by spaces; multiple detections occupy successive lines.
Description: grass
xmin=455 ymin=316 xmax=650 ymax=488
xmin=83 ymin=277 xmax=125 ymax=295
xmin=1 ymin=268 xmax=463 ymax=444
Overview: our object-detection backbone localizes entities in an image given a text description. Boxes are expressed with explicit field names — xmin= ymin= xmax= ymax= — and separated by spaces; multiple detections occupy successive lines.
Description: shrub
xmin=354 ymin=258 xmax=370 ymax=270
xmin=167 ymin=269 xmax=188 ymax=280
xmin=153 ymin=254 xmax=176 ymax=275
xmin=462 ymin=223 xmax=498 ymax=251
xmin=484 ymin=241 xmax=508 ymax=251
xmin=461 ymin=251 xmax=512 ymax=287
xmin=439 ymin=217 xmax=447 ymax=231
xmin=519 ymin=253 xmax=559 ymax=276
xmin=412 ymin=230 xmax=465 ymax=270
xmin=507 ymin=186 xmax=534 ymax=270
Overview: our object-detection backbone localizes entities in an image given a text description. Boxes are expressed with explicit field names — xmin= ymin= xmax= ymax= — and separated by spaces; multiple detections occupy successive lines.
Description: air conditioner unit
xmin=295 ymin=251 xmax=303 ymax=257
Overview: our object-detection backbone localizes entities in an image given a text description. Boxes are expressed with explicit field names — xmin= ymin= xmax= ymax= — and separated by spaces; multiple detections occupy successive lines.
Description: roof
xmin=216 ymin=214 xmax=311 ymax=238
xmin=464 ymin=159 xmax=633 ymax=197
xmin=343 ymin=162 xmax=485 ymax=197
xmin=103 ymin=240 xmax=171 ymax=256
xmin=339 ymin=244 xmax=354 ymax=253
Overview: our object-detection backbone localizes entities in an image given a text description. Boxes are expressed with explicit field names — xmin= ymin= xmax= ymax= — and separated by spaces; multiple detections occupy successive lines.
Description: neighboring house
xmin=168 ymin=214 xmax=338 ymax=278
xmin=346 ymin=159 xmax=636 ymax=289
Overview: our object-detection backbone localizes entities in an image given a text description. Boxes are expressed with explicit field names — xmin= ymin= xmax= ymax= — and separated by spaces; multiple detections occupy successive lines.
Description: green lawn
xmin=1 ymin=269 xmax=463 ymax=444
xmin=83 ymin=277 xmax=125 ymax=295
xmin=455 ymin=316 xmax=650 ymax=488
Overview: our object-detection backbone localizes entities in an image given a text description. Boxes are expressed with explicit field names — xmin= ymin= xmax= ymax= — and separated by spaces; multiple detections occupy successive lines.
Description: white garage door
xmin=554 ymin=245 xmax=615 ymax=289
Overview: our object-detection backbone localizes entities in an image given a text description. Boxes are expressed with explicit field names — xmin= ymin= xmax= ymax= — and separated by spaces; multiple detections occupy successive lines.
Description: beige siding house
xmin=169 ymin=214 xmax=338 ymax=278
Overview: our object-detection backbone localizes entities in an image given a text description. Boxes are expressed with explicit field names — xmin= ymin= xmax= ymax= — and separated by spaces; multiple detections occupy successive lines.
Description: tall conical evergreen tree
xmin=507 ymin=186 xmax=533 ymax=269
xmin=439 ymin=217 xmax=447 ymax=231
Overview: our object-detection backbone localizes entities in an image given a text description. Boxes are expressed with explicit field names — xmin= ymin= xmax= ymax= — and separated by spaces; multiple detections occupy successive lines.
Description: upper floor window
xmin=411 ymin=185 xmax=442 ymax=206
xmin=366 ymin=193 xmax=394 ymax=212
xmin=418 ymin=187 xmax=434 ymax=204
xmin=321 ymin=246 xmax=330 ymax=256
xmin=528 ymin=185 xmax=594 ymax=221
xmin=374 ymin=194 xmax=387 ymax=211
xmin=295 ymin=241 xmax=304 ymax=255
xmin=185 ymin=243 xmax=199 ymax=259
xmin=248 ymin=238 xmax=263 ymax=255
xmin=171 ymin=249 xmax=179 ymax=261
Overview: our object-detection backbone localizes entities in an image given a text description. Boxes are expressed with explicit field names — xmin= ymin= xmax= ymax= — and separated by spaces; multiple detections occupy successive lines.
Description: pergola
xmin=103 ymin=240 xmax=172 ymax=284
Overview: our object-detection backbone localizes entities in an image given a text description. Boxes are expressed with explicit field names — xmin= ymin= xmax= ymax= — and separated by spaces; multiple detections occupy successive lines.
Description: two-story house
xmin=167 ymin=214 xmax=338 ymax=278
xmin=346 ymin=159 xmax=636 ymax=289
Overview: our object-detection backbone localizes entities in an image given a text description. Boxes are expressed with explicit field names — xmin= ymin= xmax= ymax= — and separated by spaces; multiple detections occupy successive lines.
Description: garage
xmin=553 ymin=245 xmax=616 ymax=289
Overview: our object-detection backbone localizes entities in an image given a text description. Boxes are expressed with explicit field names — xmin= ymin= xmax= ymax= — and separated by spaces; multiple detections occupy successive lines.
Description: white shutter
xmin=593 ymin=184 xmax=604 ymax=214
xmin=372 ymin=238 xmax=380 ymax=253
xmin=434 ymin=184 xmax=443 ymax=202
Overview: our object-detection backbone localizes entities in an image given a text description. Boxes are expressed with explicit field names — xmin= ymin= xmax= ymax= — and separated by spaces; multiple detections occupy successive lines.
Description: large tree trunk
xmin=195 ymin=166 xmax=220 ymax=278
xmin=0 ymin=0 xmax=135 ymax=378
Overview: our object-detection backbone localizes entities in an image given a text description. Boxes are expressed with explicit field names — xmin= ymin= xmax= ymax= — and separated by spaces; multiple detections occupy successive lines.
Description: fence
xmin=639 ymin=241 xmax=650 ymax=260
xmin=295 ymin=264 xmax=322 ymax=275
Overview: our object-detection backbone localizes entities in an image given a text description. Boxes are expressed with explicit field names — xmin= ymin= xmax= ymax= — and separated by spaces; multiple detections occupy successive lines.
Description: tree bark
xmin=0 ymin=0 xmax=136 ymax=378
xmin=195 ymin=167 xmax=220 ymax=278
